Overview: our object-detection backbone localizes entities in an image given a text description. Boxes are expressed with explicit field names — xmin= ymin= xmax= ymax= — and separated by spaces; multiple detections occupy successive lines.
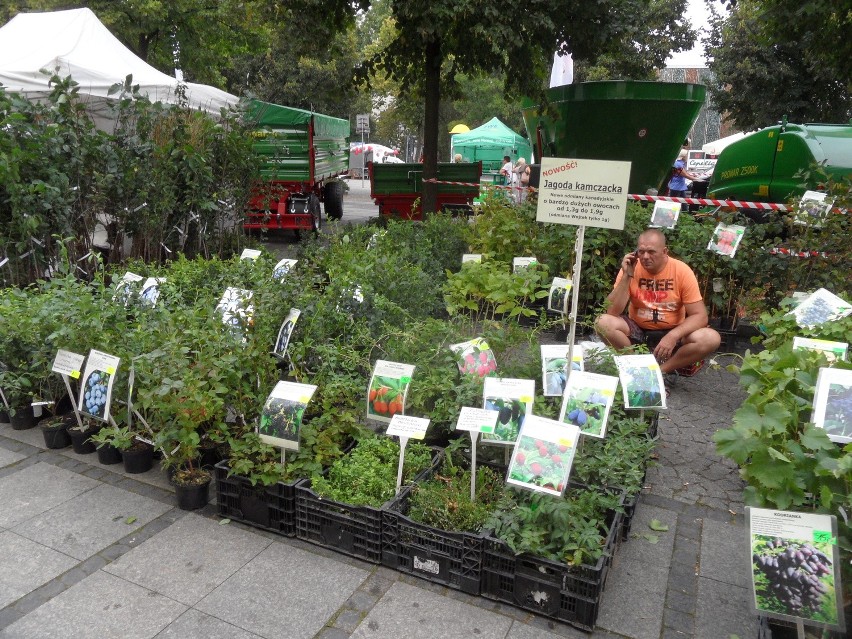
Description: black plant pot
xmin=69 ymin=426 xmax=99 ymax=454
xmin=40 ymin=416 xmax=73 ymax=449
xmin=199 ymin=443 xmax=221 ymax=469
xmin=122 ymin=442 xmax=154 ymax=474
xmin=10 ymin=406 xmax=38 ymax=430
xmin=0 ymin=409 xmax=10 ymax=424
xmin=96 ymin=443 xmax=123 ymax=465
xmin=171 ymin=473 xmax=212 ymax=511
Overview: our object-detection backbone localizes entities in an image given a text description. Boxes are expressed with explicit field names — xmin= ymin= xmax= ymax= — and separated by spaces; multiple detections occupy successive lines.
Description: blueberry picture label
xmin=747 ymin=507 xmax=844 ymax=631
xmin=77 ymin=349 xmax=120 ymax=422
xmin=536 ymin=158 xmax=631 ymax=229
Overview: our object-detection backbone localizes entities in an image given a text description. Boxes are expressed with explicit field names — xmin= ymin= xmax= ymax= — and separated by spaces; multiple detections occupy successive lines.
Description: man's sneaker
xmin=674 ymin=359 xmax=706 ymax=377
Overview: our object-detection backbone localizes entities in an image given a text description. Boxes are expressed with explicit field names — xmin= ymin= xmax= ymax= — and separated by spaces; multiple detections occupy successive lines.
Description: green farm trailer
xmin=370 ymin=161 xmax=482 ymax=220
xmin=245 ymin=100 xmax=349 ymax=232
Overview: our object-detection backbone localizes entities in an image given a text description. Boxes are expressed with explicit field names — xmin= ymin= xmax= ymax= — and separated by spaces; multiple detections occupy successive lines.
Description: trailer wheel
xmin=324 ymin=181 xmax=344 ymax=220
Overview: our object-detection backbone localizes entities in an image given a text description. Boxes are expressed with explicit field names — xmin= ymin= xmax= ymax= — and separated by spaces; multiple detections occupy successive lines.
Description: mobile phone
xmin=628 ymin=251 xmax=638 ymax=265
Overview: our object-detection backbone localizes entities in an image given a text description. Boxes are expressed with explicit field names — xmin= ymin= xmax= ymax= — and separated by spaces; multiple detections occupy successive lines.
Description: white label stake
xmin=395 ymin=435 xmax=409 ymax=496
xmin=469 ymin=431 xmax=479 ymax=502
xmin=61 ymin=374 xmax=84 ymax=431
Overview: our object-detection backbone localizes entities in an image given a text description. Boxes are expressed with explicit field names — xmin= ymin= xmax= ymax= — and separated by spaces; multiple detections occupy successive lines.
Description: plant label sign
xmin=649 ymin=200 xmax=681 ymax=229
xmin=240 ymin=248 xmax=262 ymax=261
xmin=273 ymin=258 xmax=297 ymax=280
xmin=536 ymin=157 xmax=631 ymax=229
xmin=547 ymin=277 xmax=572 ymax=315
xmin=140 ymin=277 xmax=165 ymax=307
xmin=216 ymin=287 xmax=254 ymax=333
xmin=455 ymin=407 xmax=499 ymax=435
xmin=615 ymin=354 xmax=666 ymax=410
xmin=707 ymin=222 xmax=746 ymax=258
xmin=386 ymin=414 xmax=430 ymax=440
xmin=788 ymin=289 xmax=852 ymax=329
xmin=792 ymin=337 xmax=848 ymax=362
xmin=541 ymin=344 xmax=583 ymax=396
xmin=273 ymin=308 xmax=301 ymax=359
xmin=512 ymin=256 xmax=538 ymax=273
xmin=51 ymin=349 xmax=85 ymax=379
xmin=461 ymin=253 xmax=482 ymax=264
xmin=113 ymin=271 xmax=143 ymax=306
xmin=258 ymin=381 xmax=317 ymax=451
xmin=795 ymin=190 xmax=834 ymax=226
xmin=507 ymin=415 xmax=580 ymax=496
xmin=482 ymin=377 xmax=535 ymax=446
xmin=559 ymin=371 xmax=619 ymax=439
xmin=78 ymin=349 xmax=120 ymax=422
xmin=450 ymin=337 xmax=497 ymax=377
xmin=747 ymin=507 xmax=843 ymax=631
xmin=367 ymin=360 xmax=415 ymax=424
xmin=811 ymin=367 xmax=852 ymax=444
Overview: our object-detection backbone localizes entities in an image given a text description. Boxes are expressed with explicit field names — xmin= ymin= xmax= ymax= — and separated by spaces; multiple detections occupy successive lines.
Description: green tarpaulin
xmin=451 ymin=117 xmax=532 ymax=171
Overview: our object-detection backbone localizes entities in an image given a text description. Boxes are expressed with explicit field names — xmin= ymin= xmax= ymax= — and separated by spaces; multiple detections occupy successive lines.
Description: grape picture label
xmin=506 ymin=415 xmax=580 ymax=496
xmin=367 ymin=360 xmax=415 ymax=424
xmin=747 ymin=507 xmax=844 ymax=631
xmin=216 ymin=287 xmax=254 ymax=335
xmin=811 ymin=367 xmax=852 ymax=444
xmin=112 ymin=271 xmax=144 ymax=306
xmin=481 ymin=377 xmax=535 ymax=446
xmin=257 ymin=381 xmax=317 ymax=451
xmin=614 ymin=354 xmax=666 ymax=410
xmin=788 ymin=288 xmax=852 ymax=329
xmin=77 ymin=349 xmax=120 ymax=422
xmin=558 ymin=371 xmax=619 ymax=439
xmin=140 ymin=277 xmax=165 ymax=307
xmin=541 ymin=344 xmax=583 ymax=397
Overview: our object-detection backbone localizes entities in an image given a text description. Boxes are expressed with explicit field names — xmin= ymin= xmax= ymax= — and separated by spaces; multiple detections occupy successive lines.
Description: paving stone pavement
xmin=0 ymin=359 xmax=760 ymax=639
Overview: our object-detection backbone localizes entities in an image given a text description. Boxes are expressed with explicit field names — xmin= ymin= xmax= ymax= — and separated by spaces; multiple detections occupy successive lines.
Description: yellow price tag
xmin=480 ymin=341 xmax=490 ymax=350
xmin=70 ymin=370 xmax=81 ymax=379
xmin=299 ymin=396 xmax=311 ymax=404
xmin=557 ymin=437 xmax=573 ymax=447
xmin=519 ymin=395 xmax=533 ymax=402
xmin=106 ymin=366 xmax=116 ymax=375
xmin=601 ymin=389 xmax=614 ymax=396
xmin=648 ymin=364 xmax=660 ymax=371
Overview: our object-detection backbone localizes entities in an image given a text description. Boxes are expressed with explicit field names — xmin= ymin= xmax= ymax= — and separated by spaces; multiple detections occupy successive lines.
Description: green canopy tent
xmin=450 ymin=117 xmax=533 ymax=172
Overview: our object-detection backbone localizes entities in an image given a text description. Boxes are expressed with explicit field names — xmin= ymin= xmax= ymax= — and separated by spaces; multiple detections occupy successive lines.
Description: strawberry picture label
xmin=450 ymin=337 xmax=497 ymax=377
xmin=77 ymin=349 xmax=120 ymax=422
xmin=386 ymin=414 xmax=430 ymax=440
xmin=747 ymin=507 xmax=843 ymax=630
xmin=481 ymin=377 xmax=535 ymax=445
xmin=455 ymin=407 xmax=499 ymax=434
xmin=811 ymin=367 xmax=852 ymax=444
xmin=792 ymin=337 xmax=848 ymax=362
xmin=707 ymin=222 xmax=746 ymax=258
xmin=615 ymin=354 xmax=666 ymax=410
xmin=506 ymin=415 xmax=580 ymax=496
xmin=367 ymin=360 xmax=415 ymax=424
xmin=541 ymin=344 xmax=583 ymax=396
xmin=257 ymin=381 xmax=318 ymax=451
xmin=558 ymin=371 xmax=619 ymax=438
xmin=51 ymin=349 xmax=85 ymax=379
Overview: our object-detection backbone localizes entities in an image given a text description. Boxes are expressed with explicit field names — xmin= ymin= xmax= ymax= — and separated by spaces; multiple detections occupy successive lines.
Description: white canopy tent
xmin=0 ymin=8 xmax=239 ymax=127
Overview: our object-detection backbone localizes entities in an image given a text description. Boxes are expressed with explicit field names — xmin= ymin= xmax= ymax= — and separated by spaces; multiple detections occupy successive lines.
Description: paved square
xmin=699 ymin=518 xmax=751 ymax=588
xmin=0 ymin=531 xmax=77 ymax=608
xmin=105 ymin=513 xmax=271 ymax=605
xmin=0 ymin=448 xmax=24 ymax=469
xmin=196 ymin=541 xmax=367 ymax=639
xmin=0 ymin=463 xmax=99 ymax=528
xmin=155 ymin=608 xmax=262 ymax=639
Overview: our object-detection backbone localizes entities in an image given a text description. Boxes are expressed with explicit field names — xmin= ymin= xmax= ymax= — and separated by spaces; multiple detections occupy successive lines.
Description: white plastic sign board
xmin=386 ymin=414 xmax=430 ymax=440
xmin=77 ymin=349 xmax=120 ymax=422
xmin=240 ymin=248 xmax=262 ymax=260
xmin=113 ymin=271 xmax=143 ymax=306
xmin=140 ymin=277 xmax=165 ymax=307
xmin=811 ymin=367 xmax=852 ymax=444
xmin=792 ymin=337 xmax=848 ymax=362
xmin=356 ymin=113 xmax=370 ymax=133
xmin=257 ymin=381 xmax=317 ymax=451
xmin=273 ymin=308 xmax=301 ymax=359
xmin=547 ymin=277 xmax=572 ymax=314
xmin=455 ymin=407 xmax=498 ymax=435
xmin=462 ymin=253 xmax=482 ymax=263
xmin=558 ymin=371 xmax=619 ymax=439
xmin=512 ymin=256 xmax=538 ymax=273
xmin=367 ymin=360 xmax=415 ymax=424
xmin=449 ymin=337 xmax=497 ymax=377
xmin=795 ymin=190 xmax=834 ymax=226
xmin=650 ymin=200 xmax=681 ymax=229
xmin=506 ymin=415 xmax=580 ymax=496
xmin=51 ymin=349 xmax=85 ymax=379
xmin=536 ymin=157 xmax=631 ymax=229
xmin=541 ymin=344 xmax=583 ymax=396
xmin=747 ymin=507 xmax=843 ymax=632
xmin=273 ymin=258 xmax=297 ymax=280
xmin=216 ymin=287 xmax=254 ymax=331
xmin=615 ymin=354 xmax=666 ymax=410
xmin=788 ymin=289 xmax=852 ymax=328
xmin=481 ymin=377 xmax=535 ymax=445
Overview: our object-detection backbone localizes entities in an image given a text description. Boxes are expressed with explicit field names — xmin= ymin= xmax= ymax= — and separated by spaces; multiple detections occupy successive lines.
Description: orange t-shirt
xmin=614 ymin=257 xmax=703 ymax=330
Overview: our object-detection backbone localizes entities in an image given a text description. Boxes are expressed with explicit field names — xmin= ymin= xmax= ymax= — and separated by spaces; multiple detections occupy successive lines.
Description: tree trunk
xmin=421 ymin=38 xmax=441 ymax=216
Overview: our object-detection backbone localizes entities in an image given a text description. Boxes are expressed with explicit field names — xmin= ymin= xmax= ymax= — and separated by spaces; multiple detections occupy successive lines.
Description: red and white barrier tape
xmin=627 ymin=193 xmax=790 ymax=211
xmin=767 ymin=247 xmax=830 ymax=258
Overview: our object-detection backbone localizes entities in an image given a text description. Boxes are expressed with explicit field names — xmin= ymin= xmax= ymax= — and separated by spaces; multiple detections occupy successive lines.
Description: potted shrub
xmin=39 ymin=413 xmax=74 ymax=449
xmin=67 ymin=417 xmax=102 ymax=455
xmin=88 ymin=425 xmax=124 ymax=465
xmin=92 ymin=425 xmax=153 ymax=473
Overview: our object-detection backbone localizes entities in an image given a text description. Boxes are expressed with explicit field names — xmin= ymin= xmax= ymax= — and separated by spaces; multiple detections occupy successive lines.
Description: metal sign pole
xmin=565 ymin=225 xmax=586 ymax=378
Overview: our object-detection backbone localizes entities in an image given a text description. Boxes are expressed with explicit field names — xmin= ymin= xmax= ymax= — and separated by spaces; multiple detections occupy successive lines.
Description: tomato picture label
xmin=367 ymin=360 xmax=416 ymax=425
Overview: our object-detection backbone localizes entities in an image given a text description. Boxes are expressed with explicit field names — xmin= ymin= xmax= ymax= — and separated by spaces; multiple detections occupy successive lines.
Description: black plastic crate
xmin=480 ymin=487 xmax=625 ymax=631
xmin=296 ymin=447 xmax=443 ymax=564
xmin=214 ymin=459 xmax=300 ymax=537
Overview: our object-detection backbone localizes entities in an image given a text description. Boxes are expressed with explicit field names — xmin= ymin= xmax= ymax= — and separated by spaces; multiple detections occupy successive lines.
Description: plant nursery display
xmin=749 ymin=508 xmax=843 ymax=630
xmin=450 ymin=337 xmax=497 ymax=377
xmin=811 ymin=367 xmax=852 ymax=444
xmin=506 ymin=416 xmax=580 ymax=496
xmin=558 ymin=371 xmax=619 ymax=438
xmin=790 ymin=289 xmax=852 ymax=329
xmin=367 ymin=360 xmax=414 ymax=422
xmin=707 ymin=222 xmax=746 ymax=258
xmin=257 ymin=381 xmax=318 ymax=450
xmin=649 ymin=200 xmax=680 ymax=229
xmin=541 ymin=344 xmax=583 ymax=396
xmin=614 ymin=354 xmax=666 ymax=410
xmin=482 ymin=377 xmax=535 ymax=445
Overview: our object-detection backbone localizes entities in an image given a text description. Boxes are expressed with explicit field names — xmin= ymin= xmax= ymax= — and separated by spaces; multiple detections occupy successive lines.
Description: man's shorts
xmin=623 ymin=315 xmax=682 ymax=350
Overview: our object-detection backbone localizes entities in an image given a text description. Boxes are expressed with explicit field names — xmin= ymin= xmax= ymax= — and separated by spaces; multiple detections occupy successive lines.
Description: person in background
xmin=453 ymin=153 xmax=463 ymax=163
xmin=595 ymin=229 xmax=720 ymax=376
xmin=667 ymin=149 xmax=700 ymax=199
xmin=499 ymin=155 xmax=513 ymax=186
xmin=513 ymin=157 xmax=528 ymax=203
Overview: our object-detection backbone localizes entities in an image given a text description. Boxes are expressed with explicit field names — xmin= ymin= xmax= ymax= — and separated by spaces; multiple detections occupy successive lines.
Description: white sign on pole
xmin=536 ymin=157 xmax=631 ymax=230
xmin=356 ymin=114 xmax=370 ymax=134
